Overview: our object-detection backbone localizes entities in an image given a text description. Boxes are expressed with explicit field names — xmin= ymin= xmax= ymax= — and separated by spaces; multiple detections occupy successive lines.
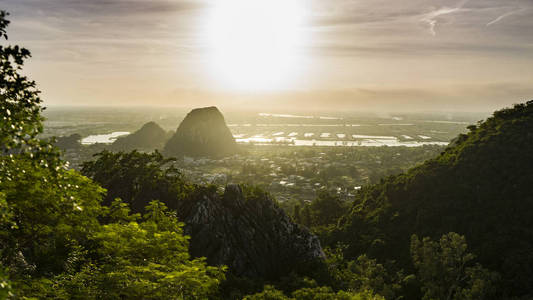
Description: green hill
xmin=111 ymin=121 xmax=169 ymax=152
xmin=333 ymin=101 xmax=533 ymax=298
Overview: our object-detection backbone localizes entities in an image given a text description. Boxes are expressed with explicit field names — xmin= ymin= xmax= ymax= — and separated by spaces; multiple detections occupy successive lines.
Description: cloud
xmin=305 ymin=41 xmax=533 ymax=58
xmin=2 ymin=0 xmax=206 ymax=16
xmin=1 ymin=0 xmax=533 ymax=109
xmin=420 ymin=0 xmax=470 ymax=36
xmin=486 ymin=8 xmax=526 ymax=26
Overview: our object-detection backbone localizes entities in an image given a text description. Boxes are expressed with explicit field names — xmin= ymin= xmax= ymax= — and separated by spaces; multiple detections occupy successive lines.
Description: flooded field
xmin=43 ymin=107 xmax=488 ymax=147
xmin=81 ymin=132 xmax=130 ymax=145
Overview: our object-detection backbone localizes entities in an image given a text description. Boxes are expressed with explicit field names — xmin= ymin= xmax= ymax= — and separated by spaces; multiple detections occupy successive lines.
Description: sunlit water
xmin=81 ymin=132 xmax=130 ymax=145
xmin=236 ymin=137 xmax=448 ymax=147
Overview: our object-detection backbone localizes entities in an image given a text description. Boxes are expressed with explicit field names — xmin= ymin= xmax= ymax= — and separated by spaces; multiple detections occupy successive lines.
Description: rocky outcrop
xmin=111 ymin=121 xmax=169 ymax=152
xmin=163 ymin=106 xmax=237 ymax=157
xmin=177 ymin=184 xmax=324 ymax=279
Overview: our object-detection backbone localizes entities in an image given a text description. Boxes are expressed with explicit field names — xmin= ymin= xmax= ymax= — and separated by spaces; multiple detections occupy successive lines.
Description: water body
xmin=81 ymin=132 xmax=130 ymax=145
xmin=236 ymin=138 xmax=448 ymax=147
xmin=259 ymin=113 xmax=342 ymax=120
xmin=352 ymin=134 xmax=396 ymax=139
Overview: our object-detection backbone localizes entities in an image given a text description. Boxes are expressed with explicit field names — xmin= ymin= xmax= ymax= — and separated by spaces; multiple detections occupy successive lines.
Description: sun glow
xmin=206 ymin=0 xmax=306 ymax=91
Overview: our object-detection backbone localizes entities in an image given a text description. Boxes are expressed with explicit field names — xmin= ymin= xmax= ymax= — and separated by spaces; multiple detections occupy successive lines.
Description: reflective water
xmin=236 ymin=137 xmax=448 ymax=147
xmin=81 ymin=132 xmax=130 ymax=145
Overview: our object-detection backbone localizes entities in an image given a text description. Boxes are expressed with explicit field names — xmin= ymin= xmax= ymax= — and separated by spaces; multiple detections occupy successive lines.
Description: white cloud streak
xmin=420 ymin=0 xmax=469 ymax=36
xmin=486 ymin=8 xmax=525 ymax=26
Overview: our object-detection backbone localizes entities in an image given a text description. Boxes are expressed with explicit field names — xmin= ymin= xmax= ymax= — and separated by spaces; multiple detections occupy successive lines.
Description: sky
xmin=1 ymin=0 xmax=533 ymax=111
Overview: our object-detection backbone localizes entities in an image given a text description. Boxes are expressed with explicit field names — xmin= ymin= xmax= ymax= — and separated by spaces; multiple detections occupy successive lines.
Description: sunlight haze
xmin=1 ymin=0 xmax=532 ymax=111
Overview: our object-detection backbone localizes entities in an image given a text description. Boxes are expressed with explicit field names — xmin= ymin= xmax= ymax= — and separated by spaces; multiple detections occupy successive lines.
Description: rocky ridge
xmin=178 ymin=184 xmax=324 ymax=279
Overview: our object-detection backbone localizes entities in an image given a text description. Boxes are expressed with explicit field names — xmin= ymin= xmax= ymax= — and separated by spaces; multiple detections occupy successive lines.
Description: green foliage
xmin=0 ymin=267 xmax=13 ymax=300
xmin=0 ymin=11 xmax=43 ymax=155
xmin=0 ymin=12 xmax=227 ymax=300
xmin=243 ymin=285 xmax=385 ymax=300
xmin=0 ymin=192 xmax=13 ymax=229
xmin=325 ymin=246 xmax=408 ymax=300
xmin=0 ymin=158 xmax=105 ymax=276
xmin=291 ymin=287 xmax=384 ymax=300
xmin=243 ymin=285 xmax=290 ymax=300
xmin=410 ymin=233 xmax=497 ymax=300
xmin=54 ymin=201 xmax=226 ymax=299
xmin=81 ymin=150 xmax=190 ymax=212
xmin=335 ymin=101 xmax=533 ymax=298
xmin=309 ymin=191 xmax=348 ymax=227
xmin=106 ymin=198 xmax=141 ymax=224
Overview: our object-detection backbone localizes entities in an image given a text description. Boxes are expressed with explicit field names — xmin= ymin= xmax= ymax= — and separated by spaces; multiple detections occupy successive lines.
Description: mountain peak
xmin=163 ymin=106 xmax=237 ymax=157
xmin=111 ymin=121 xmax=168 ymax=152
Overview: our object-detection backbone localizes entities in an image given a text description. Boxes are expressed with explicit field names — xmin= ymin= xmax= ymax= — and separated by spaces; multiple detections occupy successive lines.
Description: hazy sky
xmin=1 ymin=0 xmax=533 ymax=111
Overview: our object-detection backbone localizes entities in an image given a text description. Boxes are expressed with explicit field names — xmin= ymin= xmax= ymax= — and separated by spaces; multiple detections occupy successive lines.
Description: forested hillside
xmin=331 ymin=100 xmax=533 ymax=298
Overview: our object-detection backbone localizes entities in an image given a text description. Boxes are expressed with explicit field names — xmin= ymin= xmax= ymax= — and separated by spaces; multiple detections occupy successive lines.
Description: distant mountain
xmin=179 ymin=184 xmax=324 ymax=279
xmin=111 ymin=121 xmax=169 ymax=152
xmin=55 ymin=133 xmax=82 ymax=150
xmin=163 ymin=106 xmax=237 ymax=157
xmin=333 ymin=101 xmax=533 ymax=298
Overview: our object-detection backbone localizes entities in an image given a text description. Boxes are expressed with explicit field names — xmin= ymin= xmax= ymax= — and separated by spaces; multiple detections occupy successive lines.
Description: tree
xmin=243 ymin=285 xmax=385 ymax=300
xmin=53 ymin=201 xmax=226 ymax=299
xmin=0 ymin=11 xmax=105 ymax=298
xmin=309 ymin=191 xmax=347 ymax=227
xmin=81 ymin=150 xmax=190 ymax=212
xmin=293 ymin=204 xmax=302 ymax=224
xmin=243 ymin=285 xmax=290 ymax=300
xmin=325 ymin=246 xmax=407 ymax=300
xmin=0 ymin=12 xmax=225 ymax=299
xmin=335 ymin=101 xmax=533 ymax=298
xmin=302 ymin=205 xmax=312 ymax=228
xmin=0 ymin=266 xmax=13 ymax=299
xmin=0 ymin=10 xmax=54 ymax=160
xmin=0 ymin=156 xmax=106 ymax=278
xmin=291 ymin=287 xmax=384 ymax=300
xmin=410 ymin=233 xmax=498 ymax=300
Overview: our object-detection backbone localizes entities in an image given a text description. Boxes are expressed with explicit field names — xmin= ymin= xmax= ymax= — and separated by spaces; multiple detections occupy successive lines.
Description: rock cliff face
xmin=163 ymin=106 xmax=237 ymax=157
xmin=177 ymin=184 xmax=324 ymax=279
xmin=111 ymin=121 xmax=169 ymax=152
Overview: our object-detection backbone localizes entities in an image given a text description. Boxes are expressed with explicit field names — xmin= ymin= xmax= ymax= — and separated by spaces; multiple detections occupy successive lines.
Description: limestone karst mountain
xmin=111 ymin=121 xmax=169 ymax=152
xmin=178 ymin=184 xmax=324 ymax=279
xmin=163 ymin=106 xmax=237 ymax=157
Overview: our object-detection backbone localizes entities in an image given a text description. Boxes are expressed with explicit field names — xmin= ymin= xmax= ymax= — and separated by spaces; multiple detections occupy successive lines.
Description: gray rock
xmin=178 ymin=184 xmax=324 ymax=279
